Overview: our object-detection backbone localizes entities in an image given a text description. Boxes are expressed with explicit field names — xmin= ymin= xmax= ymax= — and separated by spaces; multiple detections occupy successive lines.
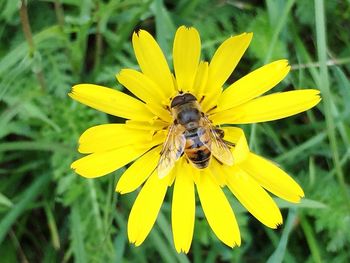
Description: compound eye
xmin=171 ymin=96 xmax=183 ymax=108
xmin=171 ymin=93 xmax=197 ymax=108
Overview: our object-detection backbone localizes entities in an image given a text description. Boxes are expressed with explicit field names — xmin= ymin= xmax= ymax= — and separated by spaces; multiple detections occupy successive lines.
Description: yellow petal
xmin=69 ymin=84 xmax=154 ymax=121
xmin=207 ymin=33 xmax=253 ymax=91
xmin=196 ymin=170 xmax=240 ymax=247
xmin=116 ymin=146 xmax=162 ymax=194
xmin=128 ymin=171 xmax=169 ymax=246
xmin=201 ymin=33 xmax=253 ymax=111
xmin=211 ymin=89 xmax=321 ymax=124
xmin=71 ymin=145 xmax=149 ymax=178
xmin=217 ymin=60 xmax=290 ymax=111
xmin=117 ymin=70 xmax=173 ymax=121
xmin=209 ymin=160 xmax=227 ymax=187
xmin=167 ymin=165 xmax=177 ymax=187
xmin=116 ymin=69 xmax=168 ymax=104
xmin=222 ymin=127 xmax=250 ymax=164
xmin=145 ymin=102 xmax=172 ymax=123
xmin=172 ymin=159 xmax=195 ymax=253
xmin=239 ymin=153 xmax=304 ymax=203
xmin=189 ymin=160 xmax=201 ymax=185
xmin=225 ymin=166 xmax=282 ymax=228
xmin=132 ymin=30 xmax=175 ymax=98
xmin=173 ymin=26 xmax=201 ymax=93
xmin=138 ymin=131 xmax=167 ymax=150
xmin=78 ymin=124 xmax=155 ymax=154
xmin=125 ymin=119 xmax=168 ymax=131
xmin=192 ymin=61 xmax=209 ymax=99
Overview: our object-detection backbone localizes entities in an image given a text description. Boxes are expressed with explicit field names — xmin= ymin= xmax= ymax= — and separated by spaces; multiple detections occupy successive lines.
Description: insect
xmin=157 ymin=93 xmax=234 ymax=178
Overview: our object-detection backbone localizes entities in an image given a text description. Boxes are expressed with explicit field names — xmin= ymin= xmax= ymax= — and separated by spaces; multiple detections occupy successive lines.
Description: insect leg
xmin=214 ymin=128 xmax=236 ymax=147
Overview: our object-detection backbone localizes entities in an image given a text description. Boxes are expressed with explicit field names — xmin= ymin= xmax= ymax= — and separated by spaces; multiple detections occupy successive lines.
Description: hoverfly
xmin=157 ymin=93 xmax=234 ymax=178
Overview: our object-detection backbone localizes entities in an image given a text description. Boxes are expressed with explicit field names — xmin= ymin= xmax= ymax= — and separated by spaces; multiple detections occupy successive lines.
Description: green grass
xmin=1 ymin=0 xmax=350 ymax=262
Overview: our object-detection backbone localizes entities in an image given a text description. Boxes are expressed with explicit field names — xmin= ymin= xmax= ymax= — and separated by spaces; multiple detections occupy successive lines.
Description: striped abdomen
xmin=184 ymin=129 xmax=211 ymax=169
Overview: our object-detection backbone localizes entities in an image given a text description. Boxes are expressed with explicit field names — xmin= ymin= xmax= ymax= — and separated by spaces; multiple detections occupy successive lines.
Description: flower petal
xmin=116 ymin=146 xmax=162 ymax=194
xmin=125 ymin=119 xmax=168 ymax=130
xmin=145 ymin=102 xmax=172 ymax=123
xmin=239 ymin=153 xmax=304 ymax=203
xmin=116 ymin=69 xmax=168 ymax=104
xmin=78 ymin=124 xmax=157 ymax=154
xmin=71 ymin=145 xmax=149 ymax=178
xmin=196 ymin=170 xmax=240 ymax=247
xmin=108 ymin=70 xmax=174 ymax=121
xmin=132 ymin=30 xmax=175 ymax=98
xmin=209 ymin=160 xmax=227 ymax=187
xmin=201 ymin=33 xmax=253 ymax=111
xmin=172 ymin=159 xmax=195 ymax=253
xmin=128 ymin=171 xmax=170 ymax=246
xmin=222 ymin=127 xmax=250 ymax=164
xmin=217 ymin=60 xmax=290 ymax=111
xmin=69 ymin=84 xmax=154 ymax=121
xmin=192 ymin=61 xmax=209 ymax=99
xmin=211 ymin=89 xmax=321 ymax=124
xmin=207 ymin=32 xmax=253 ymax=91
xmin=225 ymin=166 xmax=282 ymax=228
xmin=208 ymin=128 xmax=250 ymax=187
xmin=173 ymin=26 xmax=201 ymax=93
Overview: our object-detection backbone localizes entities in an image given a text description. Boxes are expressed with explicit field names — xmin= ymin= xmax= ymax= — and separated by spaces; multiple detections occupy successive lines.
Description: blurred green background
xmin=1 ymin=0 xmax=350 ymax=262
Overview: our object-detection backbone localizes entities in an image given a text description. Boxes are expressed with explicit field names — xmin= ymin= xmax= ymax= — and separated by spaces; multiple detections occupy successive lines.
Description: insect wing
xmin=157 ymin=124 xmax=186 ymax=178
xmin=199 ymin=117 xmax=234 ymax=165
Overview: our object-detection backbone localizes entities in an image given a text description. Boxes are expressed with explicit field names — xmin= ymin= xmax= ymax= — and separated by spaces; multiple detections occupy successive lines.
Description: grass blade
xmin=0 ymin=173 xmax=51 ymax=244
xmin=314 ymin=0 xmax=350 ymax=210
xmin=267 ymin=208 xmax=297 ymax=263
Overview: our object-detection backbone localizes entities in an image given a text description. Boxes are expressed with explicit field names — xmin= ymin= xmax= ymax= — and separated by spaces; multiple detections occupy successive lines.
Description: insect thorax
xmin=171 ymin=93 xmax=202 ymax=128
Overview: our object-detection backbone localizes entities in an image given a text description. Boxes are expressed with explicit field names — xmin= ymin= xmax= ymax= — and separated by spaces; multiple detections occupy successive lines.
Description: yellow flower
xmin=69 ymin=26 xmax=321 ymax=253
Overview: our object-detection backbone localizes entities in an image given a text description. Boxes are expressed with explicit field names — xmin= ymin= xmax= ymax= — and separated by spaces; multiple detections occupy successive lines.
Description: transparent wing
xmin=157 ymin=124 xmax=186 ymax=178
xmin=198 ymin=116 xmax=234 ymax=165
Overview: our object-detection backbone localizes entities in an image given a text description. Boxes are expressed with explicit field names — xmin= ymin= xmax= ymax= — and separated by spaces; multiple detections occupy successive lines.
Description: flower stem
xmin=94 ymin=1 xmax=103 ymax=73
xmin=19 ymin=0 xmax=46 ymax=91
xmin=54 ymin=0 xmax=65 ymax=28
xmin=291 ymin=57 xmax=350 ymax=70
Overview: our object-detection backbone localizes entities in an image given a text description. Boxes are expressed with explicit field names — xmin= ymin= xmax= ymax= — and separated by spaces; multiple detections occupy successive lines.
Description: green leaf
xmin=0 ymin=193 xmax=13 ymax=208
